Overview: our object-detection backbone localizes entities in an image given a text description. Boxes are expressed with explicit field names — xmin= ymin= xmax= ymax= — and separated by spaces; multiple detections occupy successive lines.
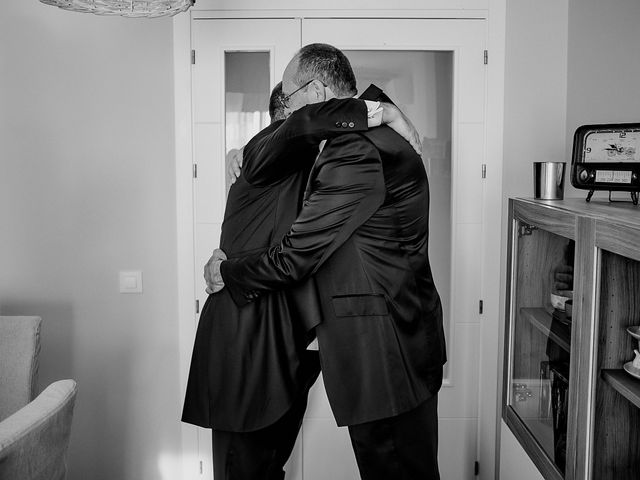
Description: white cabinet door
xmin=298 ymin=18 xmax=487 ymax=480
xmin=190 ymin=18 xmax=301 ymax=479
xmin=188 ymin=16 xmax=486 ymax=480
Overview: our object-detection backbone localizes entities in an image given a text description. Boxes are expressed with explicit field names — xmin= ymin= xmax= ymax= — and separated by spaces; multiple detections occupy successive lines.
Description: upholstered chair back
xmin=0 ymin=316 xmax=42 ymax=422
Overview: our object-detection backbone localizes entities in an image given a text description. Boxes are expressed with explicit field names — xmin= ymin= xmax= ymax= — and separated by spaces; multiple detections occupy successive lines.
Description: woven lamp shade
xmin=39 ymin=0 xmax=194 ymax=17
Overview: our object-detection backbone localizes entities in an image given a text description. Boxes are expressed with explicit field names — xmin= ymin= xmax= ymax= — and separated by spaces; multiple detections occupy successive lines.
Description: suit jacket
xmin=221 ymin=85 xmax=447 ymax=426
xmin=181 ymin=98 xmax=368 ymax=432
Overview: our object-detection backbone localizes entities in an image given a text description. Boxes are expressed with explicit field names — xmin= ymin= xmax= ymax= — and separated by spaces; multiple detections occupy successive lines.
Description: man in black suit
xmin=183 ymin=82 xmax=420 ymax=480
xmin=210 ymin=43 xmax=446 ymax=480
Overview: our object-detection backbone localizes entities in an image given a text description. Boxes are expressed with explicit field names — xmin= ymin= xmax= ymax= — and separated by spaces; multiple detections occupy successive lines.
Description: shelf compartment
xmin=592 ymin=249 xmax=640 ymax=480
xmin=521 ymin=307 xmax=571 ymax=353
xmin=601 ymin=369 xmax=640 ymax=409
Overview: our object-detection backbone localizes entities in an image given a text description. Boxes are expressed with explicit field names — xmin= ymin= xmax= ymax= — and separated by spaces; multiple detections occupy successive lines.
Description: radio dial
xmin=579 ymin=169 xmax=589 ymax=182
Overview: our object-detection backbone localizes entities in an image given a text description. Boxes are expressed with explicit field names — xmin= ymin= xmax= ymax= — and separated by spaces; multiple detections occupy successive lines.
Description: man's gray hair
xmin=293 ymin=43 xmax=357 ymax=98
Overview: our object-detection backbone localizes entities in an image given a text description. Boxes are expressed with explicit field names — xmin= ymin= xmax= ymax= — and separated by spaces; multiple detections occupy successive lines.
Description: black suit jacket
xmin=221 ymin=85 xmax=447 ymax=426
xmin=181 ymin=98 xmax=368 ymax=431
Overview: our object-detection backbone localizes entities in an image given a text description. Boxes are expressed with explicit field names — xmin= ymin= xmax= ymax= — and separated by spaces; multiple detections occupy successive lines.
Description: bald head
xmin=291 ymin=43 xmax=357 ymax=98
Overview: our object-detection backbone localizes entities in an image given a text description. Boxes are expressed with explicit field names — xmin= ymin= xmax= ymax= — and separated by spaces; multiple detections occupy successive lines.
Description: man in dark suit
xmin=210 ymin=43 xmax=446 ymax=480
xmin=183 ymin=82 xmax=420 ymax=480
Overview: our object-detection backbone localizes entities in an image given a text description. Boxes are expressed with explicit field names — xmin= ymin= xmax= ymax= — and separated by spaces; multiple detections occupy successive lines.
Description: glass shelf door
xmin=506 ymin=220 xmax=576 ymax=476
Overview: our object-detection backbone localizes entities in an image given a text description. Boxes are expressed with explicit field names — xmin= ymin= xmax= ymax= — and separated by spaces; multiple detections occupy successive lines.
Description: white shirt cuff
xmin=364 ymin=100 xmax=383 ymax=127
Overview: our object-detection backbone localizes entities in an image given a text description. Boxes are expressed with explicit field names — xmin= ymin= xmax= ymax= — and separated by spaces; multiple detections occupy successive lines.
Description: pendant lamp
xmin=39 ymin=0 xmax=194 ymax=18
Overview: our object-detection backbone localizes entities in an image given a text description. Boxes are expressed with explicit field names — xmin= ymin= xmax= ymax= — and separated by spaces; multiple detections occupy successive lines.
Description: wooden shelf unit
xmin=503 ymin=198 xmax=640 ymax=480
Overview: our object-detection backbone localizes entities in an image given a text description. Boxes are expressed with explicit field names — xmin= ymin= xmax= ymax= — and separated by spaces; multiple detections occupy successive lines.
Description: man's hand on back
xmin=204 ymin=248 xmax=227 ymax=294
xmin=226 ymin=148 xmax=244 ymax=186
xmin=380 ymin=102 xmax=422 ymax=156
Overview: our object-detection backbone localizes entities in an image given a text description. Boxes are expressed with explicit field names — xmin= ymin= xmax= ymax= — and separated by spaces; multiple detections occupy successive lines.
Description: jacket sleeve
xmin=221 ymin=133 xmax=385 ymax=306
xmin=242 ymin=98 xmax=368 ymax=186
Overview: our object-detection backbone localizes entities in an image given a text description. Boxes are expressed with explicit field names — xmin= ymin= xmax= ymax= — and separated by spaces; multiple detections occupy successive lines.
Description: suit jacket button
xmin=348 ymin=122 xmax=355 ymax=128
xmin=341 ymin=122 xmax=348 ymax=128
xmin=335 ymin=121 xmax=342 ymax=127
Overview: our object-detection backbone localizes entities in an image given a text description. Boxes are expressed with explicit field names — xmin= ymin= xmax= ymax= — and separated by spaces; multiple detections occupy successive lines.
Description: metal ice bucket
xmin=534 ymin=162 xmax=566 ymax=200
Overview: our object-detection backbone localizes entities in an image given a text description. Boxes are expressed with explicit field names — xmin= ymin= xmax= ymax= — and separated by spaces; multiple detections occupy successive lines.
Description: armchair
xmin=0 ymin=379 xmax=78 ymax=480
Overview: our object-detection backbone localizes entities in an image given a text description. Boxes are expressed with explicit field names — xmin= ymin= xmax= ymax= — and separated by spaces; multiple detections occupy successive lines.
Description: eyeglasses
xmin=282 ymin=79 xmax=325 ymax=108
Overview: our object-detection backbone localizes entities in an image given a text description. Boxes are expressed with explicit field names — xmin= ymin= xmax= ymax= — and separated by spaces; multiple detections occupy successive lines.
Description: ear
xmin=310 ymin=79 xmax=327 ymax=102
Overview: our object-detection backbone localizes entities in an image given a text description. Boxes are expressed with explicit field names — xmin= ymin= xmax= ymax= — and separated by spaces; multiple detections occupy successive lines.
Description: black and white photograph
xmin=1 ymin=1 xmax=640 ymax=479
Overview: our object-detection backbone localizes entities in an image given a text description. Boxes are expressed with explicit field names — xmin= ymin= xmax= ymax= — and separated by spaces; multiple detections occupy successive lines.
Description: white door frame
xmin=173 ymin=7 xmax=506 ymax=480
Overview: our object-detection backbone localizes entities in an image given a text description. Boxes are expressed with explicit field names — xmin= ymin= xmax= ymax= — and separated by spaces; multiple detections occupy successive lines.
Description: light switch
xmin=119 ymin=270 xmax=143 ymax=294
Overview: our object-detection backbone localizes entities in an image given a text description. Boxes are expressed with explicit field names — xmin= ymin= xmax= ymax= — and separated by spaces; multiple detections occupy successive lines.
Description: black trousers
xmin=348 ymin=394 xmax=440 ymax=480
xmin=211 ymin=353 xmax=318 ymax=480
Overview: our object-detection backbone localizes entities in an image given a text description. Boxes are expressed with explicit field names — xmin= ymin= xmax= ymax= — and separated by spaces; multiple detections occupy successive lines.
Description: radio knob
xmin=579 ymin=169 xmax=589 ymax=182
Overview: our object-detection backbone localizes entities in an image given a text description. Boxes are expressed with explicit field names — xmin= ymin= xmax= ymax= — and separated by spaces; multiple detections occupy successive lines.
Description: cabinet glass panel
xmin=509 ymin=222 xmax=575 ymax=475
xmin=225 ymin=51 xmax=271 ymax=192
xmin=592 ymin=250 xmax=640 ymax=480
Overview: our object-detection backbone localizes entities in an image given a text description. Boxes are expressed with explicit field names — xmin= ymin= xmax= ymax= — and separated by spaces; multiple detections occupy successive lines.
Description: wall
xmin=502 ymin=0 xmax=569 ymax=202
xmin=0 ymin=2 xmax=181 ymax=479
xmin=565 ymin=0 xmax=640 ymax=200
xmin=567 ymin=0 xmax=640 ymax=132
